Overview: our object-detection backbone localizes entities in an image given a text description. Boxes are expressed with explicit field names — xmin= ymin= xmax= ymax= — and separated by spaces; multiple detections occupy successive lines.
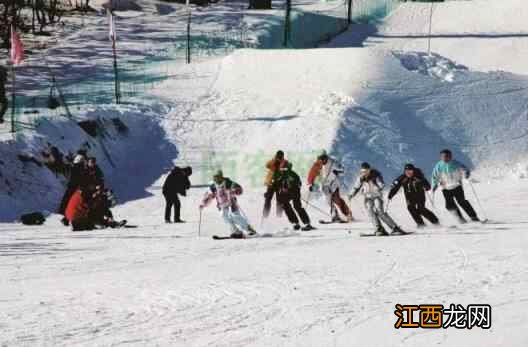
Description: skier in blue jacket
xmin=431 ymin=149 xmax=479 ymax=223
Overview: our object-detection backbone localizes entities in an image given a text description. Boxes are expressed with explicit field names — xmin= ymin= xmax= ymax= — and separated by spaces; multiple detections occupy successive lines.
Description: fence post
xmin=186 ymin=10 xmax=191 ymax=64
xmin=10 ymin=63 xmax=16 ymax=134
xmin=283 ymin=0 xmax=291 ymax=47
xmin=347 ymin=0 xmax=353 ymax=25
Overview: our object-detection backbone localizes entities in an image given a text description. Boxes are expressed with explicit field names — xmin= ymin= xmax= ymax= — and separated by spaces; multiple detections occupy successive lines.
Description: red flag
xmin=10 ymin=25 xmax=24 ymax=65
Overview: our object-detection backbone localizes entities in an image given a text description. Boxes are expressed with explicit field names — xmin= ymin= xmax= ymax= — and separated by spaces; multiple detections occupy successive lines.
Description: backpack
xmin=20 ymin=212 xmax=46 ymax=226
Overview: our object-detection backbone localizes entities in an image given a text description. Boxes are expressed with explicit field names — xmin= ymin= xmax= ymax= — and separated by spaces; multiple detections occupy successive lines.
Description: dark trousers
xmin=407 ymin=198 xmax=439 ymax=225
xmin=442 ymin=186 xmax=478 ymax=220
xmin=263 ymin=186 xmax=282 ymax=218
xmin=279 ymin=190 xmax=310 ymax=225
xmin=164 ymin=194 xmax=181 ymax=222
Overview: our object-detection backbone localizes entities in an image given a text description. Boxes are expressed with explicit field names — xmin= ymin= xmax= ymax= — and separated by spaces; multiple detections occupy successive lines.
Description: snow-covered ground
xmin=1 ymin=0 xmax=528 ymax=345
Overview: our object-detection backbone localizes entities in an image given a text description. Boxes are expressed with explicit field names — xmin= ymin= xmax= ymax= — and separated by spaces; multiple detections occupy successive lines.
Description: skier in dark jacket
xmin=162 ymin=166 xmax=192 ymax=223
xmin=0 ymin=66 xmax=7 ymax=124
xmin=274 ymin=162 xmax=315 ymax=231
xmin=59 ymin=154 xmax=87 ymax=225
xmin=388 ymin=163 xmax=439 ymax=228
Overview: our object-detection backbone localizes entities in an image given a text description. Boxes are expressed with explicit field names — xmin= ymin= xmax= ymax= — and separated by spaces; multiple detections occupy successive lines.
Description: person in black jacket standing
xmin=163 ymin=166 xmax=192 ymax=223
xmin=388 ymin=163 xmax=439 ymax=228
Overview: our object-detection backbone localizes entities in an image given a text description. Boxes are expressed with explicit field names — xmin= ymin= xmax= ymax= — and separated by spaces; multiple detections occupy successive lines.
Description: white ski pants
xmin=364 ymin=197 xmax=397 ymax=230
xmin=221 ymin=207 xmax=250 ymax=234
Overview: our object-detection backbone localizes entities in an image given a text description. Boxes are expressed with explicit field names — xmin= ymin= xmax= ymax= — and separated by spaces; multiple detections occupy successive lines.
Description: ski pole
xmin=198 ymin=208 xmax=203 ymax=237
xmin=301 ymin=197 xmax=332 ymax=217
xmin=467 ymin=180 xmax=489 ymax=221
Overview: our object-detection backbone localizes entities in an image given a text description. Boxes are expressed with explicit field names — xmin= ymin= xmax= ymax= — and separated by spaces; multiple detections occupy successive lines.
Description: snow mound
xmin=393 ymin=51 xmax=468 ymax=82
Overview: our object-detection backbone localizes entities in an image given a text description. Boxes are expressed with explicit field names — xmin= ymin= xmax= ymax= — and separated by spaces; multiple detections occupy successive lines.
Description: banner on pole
xmin=10 ymin=25 xmax=25 ymax=65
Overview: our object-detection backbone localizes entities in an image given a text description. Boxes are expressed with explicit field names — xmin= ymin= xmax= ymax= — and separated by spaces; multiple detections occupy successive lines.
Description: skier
xmin=349 ymin=162 xmax=405 ymax=236
xmin=162 ymin=166 xmax=192 ymax=223
xmin=263 ymin=150 xmax=288 ymax=219
xmin=58 ymin=154 xmax=87 ymax=226
xmin=307 ymin=151 xmax=353 ymax=223
xmin=388 ymin=163 xmax=439 ymax=228
xmin=274 ymin=162 xmax=315 ymax=231
xmin=0 ymin=65 xmax=7 ymax=124
xmin=431 ymin=149 xmax=479 ymax=223
xmin=200 ymin=170 xmax=256 ymax=238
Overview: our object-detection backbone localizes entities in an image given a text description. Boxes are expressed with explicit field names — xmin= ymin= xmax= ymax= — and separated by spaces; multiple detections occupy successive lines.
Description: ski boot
xmin=230 ymin=231 xmax=245 ymax=239
xmin=174 ymin=219 xmax=186 ymax=223
xmin=301 ymin=224 xmax=315 ymax=231
xmin=375 ymin=225 xmax=389 ymax=236
xmin=247 ymin=225 xmax=257 ymax=236
xmin=61 ymin=217 xmax=70 ymax=226
xmin=470 ymin=217 xmax=480 ymax=222
xmin=293 ymin=224 xmax=301 ymax=231
xmin=391 ymin=226 xmax=406 ymax=236
xmin=416 ymin=223 xmax=426 ymax=229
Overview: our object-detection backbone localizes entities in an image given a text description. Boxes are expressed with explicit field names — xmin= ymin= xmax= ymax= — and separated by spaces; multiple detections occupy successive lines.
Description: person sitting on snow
xmin=349 ymin=162 xmax=405 ymax=236
xmin=88 ymin=184 xmax=125 ymax=229
xmin=200 ymin=170 xmax=256 ymax=238
xmin=307 ymin=150 xmax=353 ymax=223
xmin=274 ymin=162 xmax=315 ymax=231
xmin=431 ymin=149 xmax=479 ymax=223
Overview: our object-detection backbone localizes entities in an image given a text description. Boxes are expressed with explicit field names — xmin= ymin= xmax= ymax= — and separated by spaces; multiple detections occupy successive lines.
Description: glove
xmin=309 ymin=184 xmax=319 ymax=192
xmin=432 ymin=185 xmax=438 ymax=193
xmin=465 ymin=171 xmax=471 ymax=179
xmin=199 ymin=204 xmax=205 ymax=210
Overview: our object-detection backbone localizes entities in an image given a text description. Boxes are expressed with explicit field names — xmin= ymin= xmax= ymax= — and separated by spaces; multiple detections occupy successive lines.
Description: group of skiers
xmin=58 ymin=153 xmax=124 ymax=231
xmin=169 ymin=147 xmax=480 ymax=238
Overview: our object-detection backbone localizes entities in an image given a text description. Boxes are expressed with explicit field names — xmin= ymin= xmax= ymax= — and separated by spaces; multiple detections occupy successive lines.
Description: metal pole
xmin=427 ymin=3 xmax=434 ymax=55
xmin=198 ymin=208 xmax=202 ymax=237
xmin=468 ymin=181 xmax=489 ymax=222
xmin=283 ymin=0 xmax=291 ymax=47
xmin=186 ymin=10 xmax=191 ymax=64
xmin=10 ymin=63 xmax=16 ymax=134
xmin=347 ymin=0 xmax=353 ymax=25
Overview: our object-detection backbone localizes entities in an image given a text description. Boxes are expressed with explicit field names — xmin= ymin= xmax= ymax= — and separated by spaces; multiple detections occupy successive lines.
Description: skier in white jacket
xmin=200 ymin=170 xmax=256 ymax=238
xmin=349 ymin=162 xmax=405 ymax=236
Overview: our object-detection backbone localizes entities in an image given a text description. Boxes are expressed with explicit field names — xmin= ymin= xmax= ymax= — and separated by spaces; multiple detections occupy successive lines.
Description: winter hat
xmin=440 ymin=149 xmax=452 ymax=156
xmin=360 ymin=162 xmax=370 ymax=170
xmin=184 ymin=166 xmax=193 ymax=176
xmin=213 ymin=169 xmax=223 ymax=179
xmin=73 ymin=154 xmax=85 ymax=164
xmin=404 ymin=163 xmax=415 ymax=171
xmin=275 ymin=150 xmax=285 ymax=160
xmin=318 ymin=150 xmax=329 ymax=161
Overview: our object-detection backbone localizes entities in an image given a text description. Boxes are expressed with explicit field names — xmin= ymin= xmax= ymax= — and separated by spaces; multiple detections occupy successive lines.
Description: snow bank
xmin=0 ymin=104 xmax=177 ymax=222
xmin=393 ymin=51 xmax=468 ymax=82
